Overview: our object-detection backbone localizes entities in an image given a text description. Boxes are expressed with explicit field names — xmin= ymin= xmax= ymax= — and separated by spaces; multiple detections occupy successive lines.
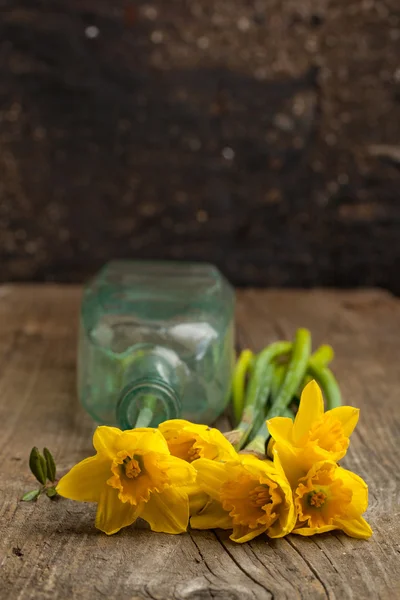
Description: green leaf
xmin=29 ymin=447 xmax=47 ymax=485
xmin=45 ymin=487 xmax=58 ymax=499
xmin=43 ymin=448 xmax=56 ymax=482
xmin=21 ymin=489 xmax=41 ymax=502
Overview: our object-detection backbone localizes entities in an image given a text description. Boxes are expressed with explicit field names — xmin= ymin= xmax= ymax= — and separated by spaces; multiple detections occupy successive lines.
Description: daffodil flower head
xmin=267 ymin=380 xmax=359 ymax=485
xmin=293 ymin=460 xmax=372 ymax=539
xmin=56 ymin=426 xmax=196 ymax=535
xmin=191 ymin=454 xmax=296 ymax=543
xmin=158 ymin=419 xmax=238 ymax=463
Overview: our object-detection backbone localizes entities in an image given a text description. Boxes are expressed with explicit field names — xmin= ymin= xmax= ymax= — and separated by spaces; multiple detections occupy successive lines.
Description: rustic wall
xmin=0 ymin=1 xmax=399 ymax=290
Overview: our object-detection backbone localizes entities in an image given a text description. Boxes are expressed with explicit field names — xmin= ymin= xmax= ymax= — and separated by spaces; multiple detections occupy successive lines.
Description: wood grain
xmin=0 ymin=285 xmax=399 ymax=599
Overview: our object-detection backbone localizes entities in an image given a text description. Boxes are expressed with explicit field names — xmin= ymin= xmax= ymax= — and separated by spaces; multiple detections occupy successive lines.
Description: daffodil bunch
xmin=54 ymin=382 xmax=371 ymax=541
xmin=265 ymin=381 xmax=372 ymax=539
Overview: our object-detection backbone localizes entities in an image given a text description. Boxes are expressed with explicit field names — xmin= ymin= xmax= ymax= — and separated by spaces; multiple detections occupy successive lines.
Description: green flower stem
xmin=310 ymin=344 xmax=334 ymax=365
xmin=245 ymin=328 xmax=311 ymax=452
xmin=245 ymin=407 xmax=294 ymax=456
xmin=232 ymin=349 xmax=255 ymax=425
xmin=298 ymin=344 xmax=335 ymax=394
xmin=307 ymin=362 xmax=342 ymax=409
xmin=266 ymin=328 xmax=311 ymax=419
xmin=232 ymin=341 xmax=292 ymax=450
xmin=270 ymin=362 xmax=287 ymax=402
xmin=134 ymin=394 xmax=158 ymax=428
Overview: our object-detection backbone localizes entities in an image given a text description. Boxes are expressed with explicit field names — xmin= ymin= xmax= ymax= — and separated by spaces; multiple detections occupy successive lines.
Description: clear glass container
xmin=78 ymin=260 xmax=235 ymax=429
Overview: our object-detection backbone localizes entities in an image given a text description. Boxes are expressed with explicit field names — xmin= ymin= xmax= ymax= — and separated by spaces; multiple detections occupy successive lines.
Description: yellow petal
xmin=141 ymin=487 xmax=190 ymax=534
xmin=191 ymin=499 xmax=232 ymax=530
xmin=152 ymin=453 xmax=196 ymax=487
xmin=292 ymin=380 xmax=324 ymax=443
xmin=334 ymin=516 xmax=372 ymax=540
xmin=95 ymin=486 xmax=141 ymax=535
xmin=230 ymin=524 xmax=267 ymax=543
xmin=193 ymin=458 xmax=230 ymax=500
xmin=267 ymin=417 xmax=294 ymax=446
xmin=159 ymin=419 xmax=238 ymax=462
xmin=159 ymin=419 xmax=194 ymax=433
xmin=335 ymin=466 xmax=369 ymax=515
xmin=93 ymin=426 xmax=122 ymax=458
xmin=293 ymin=524 xmax=336 ymax=536
xmin=189 ymin=491 xmax=209 ymax=516
xmin=197 ymin=427 xmax=238 ymax=460
xmin=272 ymin=444 xmax=308 ymax=489
xmin=237 ymin=453 xmax=272 ymax=475
xmin=117 ymin=428 xmax=169 ymax=456
xmin=266 ymin=478 xmax=297 ymax=538
xmin=326 ymin=406 xmax=360 ymax=437
xmin=56 ymin=455 xmax=110 ymax=502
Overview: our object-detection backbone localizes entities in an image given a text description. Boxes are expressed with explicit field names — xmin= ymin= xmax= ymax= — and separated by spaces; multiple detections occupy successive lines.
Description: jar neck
xmin=115 ymin=345 xmax=186 ymax=429
xmin=117 ymin=378 xmax=182 ymax=429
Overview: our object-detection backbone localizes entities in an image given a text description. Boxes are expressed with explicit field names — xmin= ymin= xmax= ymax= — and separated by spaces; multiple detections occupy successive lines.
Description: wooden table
xmin=1 ymin=286 xmax=399 ymax=599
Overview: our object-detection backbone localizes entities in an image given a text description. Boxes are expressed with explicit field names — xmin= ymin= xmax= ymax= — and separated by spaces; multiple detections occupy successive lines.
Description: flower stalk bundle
xmin=22 ymin=330 xmax=372 ymax=542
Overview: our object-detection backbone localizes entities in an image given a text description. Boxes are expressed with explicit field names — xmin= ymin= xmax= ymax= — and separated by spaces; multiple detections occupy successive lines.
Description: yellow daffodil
xmin=190 ymin=454 xmax=296 ymax=543
xmin=57 ymin=426 xmax=196 ymax=535
xmin=292 ymin=459 xmax=372 ymax=539
xmin=158 ymin=419 xmax=237 ymax=463
xmin=267 ymin=380 xmax=359 ymax=486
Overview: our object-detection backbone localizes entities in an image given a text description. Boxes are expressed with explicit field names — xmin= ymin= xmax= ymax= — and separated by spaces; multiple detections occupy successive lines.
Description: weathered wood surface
xmin=0 ymin=285 xmax=399 ymax=599
xmin=1 ymin=2 xmax=400 ymax=291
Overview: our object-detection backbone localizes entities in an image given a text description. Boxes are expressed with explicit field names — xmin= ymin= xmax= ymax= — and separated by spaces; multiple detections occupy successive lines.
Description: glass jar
xmin=78 ymin=260 xmax=235 ymax=429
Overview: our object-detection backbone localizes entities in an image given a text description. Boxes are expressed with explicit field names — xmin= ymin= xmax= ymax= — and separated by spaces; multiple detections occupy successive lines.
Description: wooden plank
xmin=0 ymin=285 xmax=399 ymax=599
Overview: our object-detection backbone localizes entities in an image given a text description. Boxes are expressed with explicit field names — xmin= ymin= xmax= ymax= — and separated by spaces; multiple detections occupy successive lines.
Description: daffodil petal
xmin=230 ymin=524 xmax=267 ymax=543
xmin=154 ymin=454 xmax=196 ymax=487
xmin=189 ymin=491 xmax=209 ymax=517
xmin=95 ymin=486 xmax=141 ymax=535
xmin=267 ymin=417 xmax=294 ymax=446
xmin=267 ymin=485 xmax=297 ymax=538
xmin=117 ymin=428 xmax=169 ymax=455
xmin=159 ymin=420 xmax=238 ymax=462
xmin=191 ymin=499 xmax=232 ymax=530
xmin=56 ymin=455 xmax=110 ymax=502
xmin=327 ymin=406 xmax=360 ymax=437
xmin=141 ymin=487 xmax=189 ymax=534
xmin=197 ymin=428 xmax=238 ymax=461
xmin=93 ymin=426 xmax=122 ymax=458
xmin=335 ymin=466 xmax=369 ymax=514
xmin=272 ymin=444 xmax=308 ymax=489
xmin=292 ymin=380 xmax=324 ymax=443
xmin=193 ymin=458 xmax=230 ymax=500
xmin=334 ymin=516 xmax=372 ymax=540
xmin=159 ymin=419 xmax=194 ymax=432
xmin=293 ymin=524 xmax=336 ymax=536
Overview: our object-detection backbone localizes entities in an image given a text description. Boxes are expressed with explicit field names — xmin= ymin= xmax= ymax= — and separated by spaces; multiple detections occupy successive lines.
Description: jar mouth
xmin=116 ymin=378 xmax=181 ymax=430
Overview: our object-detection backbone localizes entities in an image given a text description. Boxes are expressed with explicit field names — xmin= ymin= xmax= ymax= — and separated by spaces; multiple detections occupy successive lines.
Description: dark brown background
xmin=1 ymin=1 xmax=399 ymax=290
